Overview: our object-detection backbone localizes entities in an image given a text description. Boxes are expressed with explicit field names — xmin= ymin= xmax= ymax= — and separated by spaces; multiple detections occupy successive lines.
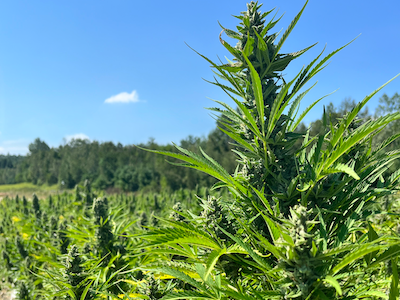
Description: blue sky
xmin=1 ymin=0 xmax=399 ymax=155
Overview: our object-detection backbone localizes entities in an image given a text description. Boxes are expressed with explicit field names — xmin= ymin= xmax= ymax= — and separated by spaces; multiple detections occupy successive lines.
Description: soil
xmin=0 ymin=289 xmax=16 ymax=300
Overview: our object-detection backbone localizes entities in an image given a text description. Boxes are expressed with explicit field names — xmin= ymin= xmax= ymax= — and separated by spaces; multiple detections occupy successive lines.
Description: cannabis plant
xmin=93 ymin=196 xmax=114 ymax=256
xmin=62 ymin=244 xmax=94 ymax=300
xmin=140 ymin=1 xmax=400 ymax=299
xmin=59 ymin=220 xmax=70 ymax=254
xmin=22 ymin=196 xmax=29 ymax=216
xmin=18 ymin=282 xmax=30 ymax=300
xmin=32 ymin=193 xmax=41 ymax=220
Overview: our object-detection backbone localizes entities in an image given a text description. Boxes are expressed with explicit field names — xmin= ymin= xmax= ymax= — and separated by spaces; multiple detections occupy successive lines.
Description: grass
xmin=0 ymin=182 xmax=68 ymax=200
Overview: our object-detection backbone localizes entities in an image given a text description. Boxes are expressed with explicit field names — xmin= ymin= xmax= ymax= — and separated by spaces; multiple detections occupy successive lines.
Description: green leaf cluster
xmin=138 ymin=1 xmax=400 ymax=299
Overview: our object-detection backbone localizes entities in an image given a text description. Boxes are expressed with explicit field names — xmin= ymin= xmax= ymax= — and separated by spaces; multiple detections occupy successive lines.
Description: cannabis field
xmin=1 ymin=183 xmax=399 ymax=299
xmin=2 ymin=1 xmax=400 ymax=299
xmin=0 ymin=183 xmax=213 ymax=299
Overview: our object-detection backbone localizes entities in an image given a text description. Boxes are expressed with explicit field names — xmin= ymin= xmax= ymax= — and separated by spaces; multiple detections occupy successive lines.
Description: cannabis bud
xmin=279 ymin=205 xmax=318 ymax=297
xmin=64 ymin=244 xmax=94 ymax=300
xmin=22 ymin=196 xmax=29 ymax=215
xmin=15 ymin=236 xmax=28 ymax=259
xmin=201 ymin=196 xmax=235 ymax=241
xmin=18 ymin=282 xmax=30 ymax=300
xmin=149 ymin=211 xmax=159 ymax=227
xmin=137 ymin=274 xmax=164 ymax=300
xmin=58 ymin=221 xmax=70 ymax=254
xmin=65 ymin=245 xmax=84 ymax=286
xmin=93 ymin=197 xmax=114 ymax=254
xmin=169 ymin=202 xmax=185 ymax=222
xmin=32 ymin=193 xmax=41 ymax=220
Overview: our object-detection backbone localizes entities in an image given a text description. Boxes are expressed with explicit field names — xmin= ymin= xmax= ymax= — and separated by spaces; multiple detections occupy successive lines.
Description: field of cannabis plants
xmin=1 ymin=182 xmax=400 ymax=299
xmin=2 ymin=0 xmax=400 ymax=299
xmin=0 ymin=182 xmax=220 ymax=298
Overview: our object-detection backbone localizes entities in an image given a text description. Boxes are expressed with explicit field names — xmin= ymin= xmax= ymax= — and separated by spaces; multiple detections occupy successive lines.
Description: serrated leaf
xmin=329 ymin=73 xmax=400 ymax=151
xmin=262 ymin=214 xmax=280 ymax=242
xmin=204 ymin=248 xmax=226 ymax=280
xmin=331 ymin=243 xmax=390 ymax=275
xmin=324 ymin=163 xmax=360 ymax=180
xmin=218 ymin=226 xmax=272 ymax=271
xmin=80 ymin=280 xmax=94 ymax=300
xmin=161 ymin=290 xmax=214 ymax=300
xmin=242 ymin=52 xmax=265 ymax=133
xmin=186 ymin=43 xmax=245 ymax=97
xmin=253 ymin=28 xmax=268 ymax=52
xmin=243 ymin=36 xmax=255 ymax=57
xmin=146 ymin=267 xmax=205 ymax=292
xmin=389 ymin=258 xmax=399 ymax=300
xmin=287 ymin=82 xmax=316 ymax=126
xmin=359 ymin=290 xmax=388 ymax=299
xmin=323 ymin=275 xmax=342 ymax=296
xmin=272 ymin=1 xmax=308 ymax=62
xmin=218 ymin=22 xmax=241 ymax=40
xmin=218 ymin=127 xmax=254 ymax=153
xmin=369 ymin=245 xmax=400 ymax=268
xmin=251 ymin=186 xmax=273 ymax=215
xmin=323 ymin=112 xmax=400 ymax=172
xmin=365 ymin=223 xmax=379 ymax=265
xmin=266 ymin=71 xmax=301 ymax=138
xmin=290 ymin=91 xmax=335 ymax=132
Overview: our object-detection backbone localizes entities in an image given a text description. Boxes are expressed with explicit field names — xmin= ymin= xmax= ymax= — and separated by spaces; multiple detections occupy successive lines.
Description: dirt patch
xmin=0 ymin=289 xmax=16 ymax=300
xmin=0 ymin=192 xmax=8 ymax=202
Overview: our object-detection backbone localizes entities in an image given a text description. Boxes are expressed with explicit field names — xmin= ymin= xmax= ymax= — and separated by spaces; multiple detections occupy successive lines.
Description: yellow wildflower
xmin=11 ymin=216 xmax=21 ymax=223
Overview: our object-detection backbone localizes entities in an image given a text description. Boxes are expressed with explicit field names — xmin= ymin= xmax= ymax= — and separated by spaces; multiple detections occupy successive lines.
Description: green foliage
xmin=138 ymin=1 xmax=400 ymax=299
xmin=1 ymin=2 xmax=400 ymax=299
xmin=18 ymin=282 xmax=30 ymax=300
xmin=0 ymin=184 xmax=213 ymax=298
xmin=375 ymin=93 xmax=400 ymax=173
xmin=93 ymin=197 xmax=114 ymax=255
xmin=32 ymin=193 xmax=41 ymax=219
xmin=65 ymin=245 xmax=90 ymax=299
xmin=0 ymin=126 xmax=236 ymax=191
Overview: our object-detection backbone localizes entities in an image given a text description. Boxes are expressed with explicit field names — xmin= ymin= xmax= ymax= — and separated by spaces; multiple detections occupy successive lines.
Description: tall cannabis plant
xmin=139 ymin=1 xmax=400 ymax=299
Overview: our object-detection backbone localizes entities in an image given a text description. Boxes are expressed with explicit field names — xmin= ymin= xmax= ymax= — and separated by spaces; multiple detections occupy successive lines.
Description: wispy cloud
xmin=64 ymin=133 xmax=90 ymax=143
xmin=104 ymin=90 xmax=140 ymax=104
xmin=0 ymin=139 xmax=30 ymax=155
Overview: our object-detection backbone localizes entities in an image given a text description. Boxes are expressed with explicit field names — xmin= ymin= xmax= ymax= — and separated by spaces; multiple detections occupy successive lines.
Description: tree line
xmin=0 ymin=126 xmax=236 ymax=192
xmin=1 ymin=93 xmax=399 ymax=191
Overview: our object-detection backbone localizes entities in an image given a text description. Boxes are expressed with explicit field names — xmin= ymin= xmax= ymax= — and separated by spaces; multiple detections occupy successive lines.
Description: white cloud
xmin=104 ymin=90 xmax=140 ymax=104
xmin=0 ymin=139 xmax=29 ymax=155
xmin=64 ymin=133 xmax=90 ymax=143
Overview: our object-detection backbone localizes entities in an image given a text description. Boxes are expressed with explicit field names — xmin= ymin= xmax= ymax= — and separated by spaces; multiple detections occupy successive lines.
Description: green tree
xmin=28 ymin=138 xmax=50 ymax=154
xmin=115 ymin=165 xmax=139 ymax=192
